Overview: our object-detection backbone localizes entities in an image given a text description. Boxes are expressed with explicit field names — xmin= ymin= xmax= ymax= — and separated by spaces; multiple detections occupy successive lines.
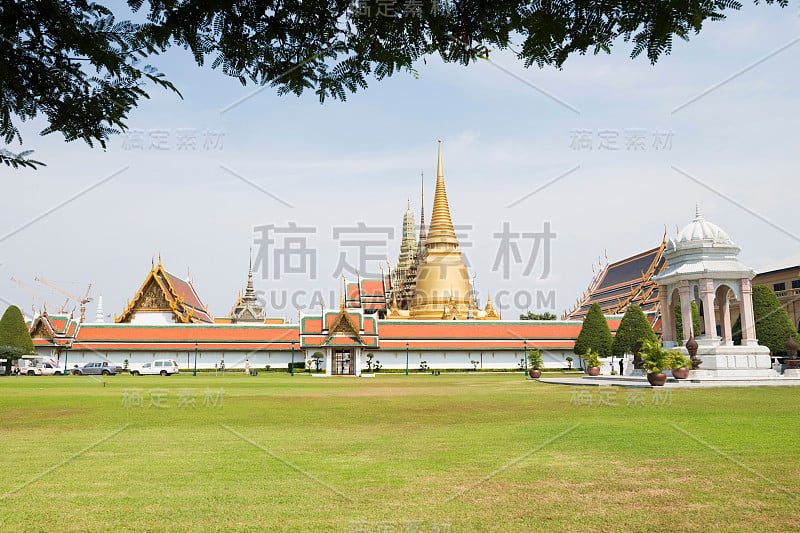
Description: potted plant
xmin=640 ymin=339 xmax=668 ymax=386
xmin=584 ymin=350 xmax=601 ymax=376
xmin=566 ymin=356 xmax=573 ymax=370
xmin=527 ymin=349 xmax=543 ymax=378
xmin=669 ymin=351 xmax=692 ymax=379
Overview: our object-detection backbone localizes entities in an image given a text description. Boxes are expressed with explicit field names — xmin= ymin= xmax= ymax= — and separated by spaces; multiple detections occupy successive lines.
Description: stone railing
xmin=775 ymin=288 xmax=800 ymax=299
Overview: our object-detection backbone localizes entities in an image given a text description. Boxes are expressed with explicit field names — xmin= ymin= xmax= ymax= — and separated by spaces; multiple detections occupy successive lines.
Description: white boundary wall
xmin=46 ymin=347 xmax=578 ymax=371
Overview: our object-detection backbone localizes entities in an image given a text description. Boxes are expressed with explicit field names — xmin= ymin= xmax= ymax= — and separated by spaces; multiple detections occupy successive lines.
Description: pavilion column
xmin=720 ymin=288 xmax=733 ymax=345
xmin=660 ymin=289 xmax=676 ymax=347
xmin=700 ymin=278 xmax=717 ymax=343
xmin=678 ymin=280 xmax=694 ymax=342
xmin=739 ymin=278 xmax=757 ymax=345
xmin=325 ymin=348 xmax=333 ymax=376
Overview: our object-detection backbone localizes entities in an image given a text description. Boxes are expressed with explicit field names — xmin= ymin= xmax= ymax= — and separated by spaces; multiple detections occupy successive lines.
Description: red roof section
xmin=72 ymin=324 xmax=299 ymax=351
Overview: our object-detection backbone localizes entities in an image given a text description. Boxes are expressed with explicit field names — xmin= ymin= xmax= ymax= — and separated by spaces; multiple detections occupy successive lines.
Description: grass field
xmin=1 ymin=372 xmax=798 ymax=532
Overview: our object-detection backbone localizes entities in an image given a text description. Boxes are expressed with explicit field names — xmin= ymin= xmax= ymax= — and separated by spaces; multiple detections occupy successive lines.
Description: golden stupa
xmin=411 ymin=141 xmax=472 ymax=318
xmin=388 ymin=141 xmax=499 ymax=321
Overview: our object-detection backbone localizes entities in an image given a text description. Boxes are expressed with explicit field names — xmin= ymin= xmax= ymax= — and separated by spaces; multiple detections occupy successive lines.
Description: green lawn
xmin=1 ymin=373 xmax=798 ymax=532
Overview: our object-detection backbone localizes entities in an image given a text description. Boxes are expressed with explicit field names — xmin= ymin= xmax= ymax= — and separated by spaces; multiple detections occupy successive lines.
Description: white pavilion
xmin=654 ymin=207 xmax=774 ymax=377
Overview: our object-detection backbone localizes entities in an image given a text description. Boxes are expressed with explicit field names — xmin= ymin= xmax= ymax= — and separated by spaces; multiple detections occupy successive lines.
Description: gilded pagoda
xmin=386 ymin=141 xmax=498 ymax=320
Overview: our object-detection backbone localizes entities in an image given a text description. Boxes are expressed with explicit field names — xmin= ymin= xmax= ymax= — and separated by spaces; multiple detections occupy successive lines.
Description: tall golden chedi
xmin=411 ymin=141 xmax=474 ymax=319
xmin=387 ymin=141 xmax=499 ymax=320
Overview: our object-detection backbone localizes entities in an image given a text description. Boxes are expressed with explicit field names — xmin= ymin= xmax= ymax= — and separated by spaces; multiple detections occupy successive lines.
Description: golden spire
xmin=426 ymin=140 xmax=459 ymax=249
xmin=418 ymin=171 xmax=426 ymax=243
xmin=410 ymin=140 xmax=472 ymax=319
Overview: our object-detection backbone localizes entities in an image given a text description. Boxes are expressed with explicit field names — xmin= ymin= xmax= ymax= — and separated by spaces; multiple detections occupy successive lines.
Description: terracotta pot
xmin=647 ymin=373 xmax=667 ymax=386
xmin=528 ymin=369 xmax=542 ymax=379
xmin=587 ymin=367 xmax=600 ymax=376
xmin=671 ymin=367 xmax=690 ymax=379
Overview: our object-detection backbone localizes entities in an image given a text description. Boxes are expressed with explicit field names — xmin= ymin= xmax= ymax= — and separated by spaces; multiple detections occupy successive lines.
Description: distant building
xmin=752 ymin=265 xmax=800 ymax=332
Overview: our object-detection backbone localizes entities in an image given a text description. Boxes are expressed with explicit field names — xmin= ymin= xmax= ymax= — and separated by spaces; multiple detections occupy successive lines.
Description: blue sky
xmin=1 ymin=2 xmax=799 ymax=322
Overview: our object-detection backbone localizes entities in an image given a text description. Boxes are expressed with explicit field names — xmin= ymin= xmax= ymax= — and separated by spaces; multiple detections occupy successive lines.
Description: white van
xmin=130 ymin=359 xmax=180 ymax=376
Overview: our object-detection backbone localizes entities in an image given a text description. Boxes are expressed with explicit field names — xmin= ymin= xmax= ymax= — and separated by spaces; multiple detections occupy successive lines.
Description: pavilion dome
xmin=669 ymin=206 xmax=733 ymax=250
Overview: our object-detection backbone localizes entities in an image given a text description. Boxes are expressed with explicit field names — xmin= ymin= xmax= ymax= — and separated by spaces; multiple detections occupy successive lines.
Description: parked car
xmin=18 ymin=358 xmax=66 ymax=376
xmin=36 ymin=361 xmax=66 ymax=376
xmin=73 ymin=361 xmax=123 ymax=376
xmin=19 ymin=361 xmax=42 ymax=376
xmin=130 ymin=359 xmax=180 ymax=376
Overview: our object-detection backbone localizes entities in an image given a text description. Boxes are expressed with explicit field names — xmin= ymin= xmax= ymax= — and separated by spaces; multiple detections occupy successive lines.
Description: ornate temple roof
xmin=345 ymin=274 xmax=391 ymax=312
xmin=116 ymin=258 xmax=214 ymax=324
xmin=564 ymin=235 xmax=667 ymax=323
xmin=300 ymin=306 xmax=379 ymax=349
xmin=29 ymin=311 xmax=80 ymax=348
xmin=230 ymin=256 xmax=266 ymax=323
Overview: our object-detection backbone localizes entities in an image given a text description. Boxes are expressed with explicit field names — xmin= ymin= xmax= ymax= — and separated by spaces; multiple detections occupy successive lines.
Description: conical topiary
xmin=732 ymin=285 xmax=800 ymax=354
xmin=612 ymin=305 xmax=657 ymax=357
xmin=0 ymin=305 xmax=35 ymax=374
xmin=574 ymin=303 xmax=613 ymax=357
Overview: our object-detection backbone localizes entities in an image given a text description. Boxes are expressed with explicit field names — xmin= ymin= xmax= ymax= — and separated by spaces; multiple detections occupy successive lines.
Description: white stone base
xmin=783 ymin=368 xmax=800 ymax=378
xmin=678 ymin=344 xmax=778 ymax=378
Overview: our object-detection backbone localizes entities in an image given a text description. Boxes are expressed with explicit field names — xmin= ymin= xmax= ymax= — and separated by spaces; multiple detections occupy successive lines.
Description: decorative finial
xmin=436 ymin=140 xmax=443 ymax=178
xmin=695 ymin=202 xmax=702 ymax=219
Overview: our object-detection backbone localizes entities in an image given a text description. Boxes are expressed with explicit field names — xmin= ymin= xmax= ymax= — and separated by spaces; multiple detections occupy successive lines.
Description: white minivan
xmin=130 ymin=359 xmax=180 ymax=376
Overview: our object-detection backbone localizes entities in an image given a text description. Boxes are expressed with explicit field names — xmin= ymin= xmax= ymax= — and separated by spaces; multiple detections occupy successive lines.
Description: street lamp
xmin=63 ymin=346 xmax=69 ymax=376
xmin=405 ymin=343 xmax=409 ymax=376
xmin=523 ymin=339 xmax=527 ymax=377
xmin=193 ymin=342 xmax=198 ymax=376
xmin=291 ymin=341 xmax=296 ymax=376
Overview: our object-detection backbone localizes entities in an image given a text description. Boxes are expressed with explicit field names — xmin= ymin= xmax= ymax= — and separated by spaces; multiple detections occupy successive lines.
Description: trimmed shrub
xmin=611 ymin=305 xmax=657 ymax=357
xmin=0 ymin=305 xmax=35 ymax=375
xmin=574 ymin=303 xmax=613 ymax=357
xmin=733 ymin=285 xmax=800 ymax=354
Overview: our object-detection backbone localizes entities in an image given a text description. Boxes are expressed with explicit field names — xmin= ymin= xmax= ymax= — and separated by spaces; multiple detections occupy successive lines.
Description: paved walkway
xmin=536 ymin=375 xmax=800 ymax=388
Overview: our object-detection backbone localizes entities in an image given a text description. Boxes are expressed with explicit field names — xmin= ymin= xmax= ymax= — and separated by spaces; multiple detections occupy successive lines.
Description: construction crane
xmin=10 ymin=277 xmax=67 ymax=315
xmin=34 ymin=277 xmax=92 ymax=323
